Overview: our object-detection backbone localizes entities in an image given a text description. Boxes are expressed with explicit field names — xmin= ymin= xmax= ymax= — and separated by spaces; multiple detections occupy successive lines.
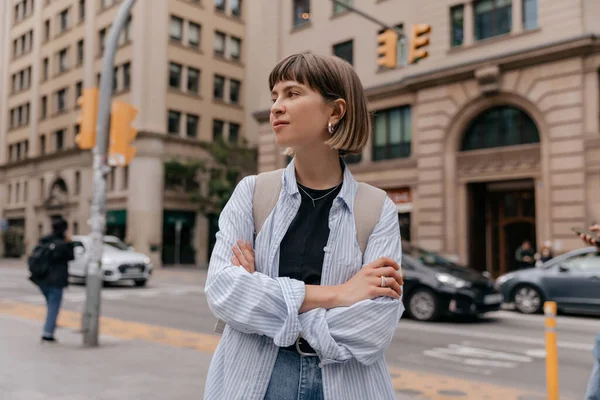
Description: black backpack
xmin=28 ymin=241 xmax=56 ymax=281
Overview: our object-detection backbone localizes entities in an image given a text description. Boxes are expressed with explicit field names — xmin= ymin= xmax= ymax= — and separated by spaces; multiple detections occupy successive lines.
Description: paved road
xmin=1 ymin=260 xmax=597 ymax=399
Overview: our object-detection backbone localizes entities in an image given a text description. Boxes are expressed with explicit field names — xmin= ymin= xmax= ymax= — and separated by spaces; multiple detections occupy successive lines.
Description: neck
xmin=293 ymin=147 xmax=343 ymax=190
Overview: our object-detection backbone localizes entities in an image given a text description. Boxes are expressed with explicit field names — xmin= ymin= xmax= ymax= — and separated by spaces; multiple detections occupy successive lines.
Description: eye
xmin=289 ymin=91 xmax=299 ymax=98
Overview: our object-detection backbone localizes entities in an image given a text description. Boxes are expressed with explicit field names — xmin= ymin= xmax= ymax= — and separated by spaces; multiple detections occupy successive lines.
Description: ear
xmin=328 ymin=98 xmax=347 ymax=126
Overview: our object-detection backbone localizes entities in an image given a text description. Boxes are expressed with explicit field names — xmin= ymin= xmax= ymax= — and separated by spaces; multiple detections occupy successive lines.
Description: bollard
xmin=544 ymin=301 xmax=559 ymax=400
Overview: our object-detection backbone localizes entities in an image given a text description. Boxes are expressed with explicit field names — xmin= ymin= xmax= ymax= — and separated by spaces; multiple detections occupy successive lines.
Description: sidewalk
xmin=0 ymin=315 xmax=210 ymax=400
xmin=0 ymin=314 xmax=419 ymax=400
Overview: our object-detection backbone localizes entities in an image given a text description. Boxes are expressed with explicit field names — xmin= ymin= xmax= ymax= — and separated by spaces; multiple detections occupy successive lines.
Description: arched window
xmin=461 ymin=106 xmax=540 ymax=151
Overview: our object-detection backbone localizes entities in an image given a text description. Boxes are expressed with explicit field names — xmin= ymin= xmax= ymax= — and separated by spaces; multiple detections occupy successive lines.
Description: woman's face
xmin=270 ymin=80 xmax=332 ymax=152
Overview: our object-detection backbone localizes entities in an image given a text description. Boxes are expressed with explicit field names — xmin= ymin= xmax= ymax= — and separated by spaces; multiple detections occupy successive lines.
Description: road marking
xmin=494 ymin=310 xmax=600 ymax=329
xmin=398 ymin=321 xmax=594 ymax=352
xmin=423 ymin=344 xmax=535 ymax=370
xmin=0 ymin=299 xmax=548 ymax=400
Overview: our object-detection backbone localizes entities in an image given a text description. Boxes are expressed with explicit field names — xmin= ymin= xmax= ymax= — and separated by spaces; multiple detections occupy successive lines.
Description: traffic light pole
xmin=330 ymin=0 xmax=394 ymax=30
xmin=82 ymin=0 xmax=137 ymax=347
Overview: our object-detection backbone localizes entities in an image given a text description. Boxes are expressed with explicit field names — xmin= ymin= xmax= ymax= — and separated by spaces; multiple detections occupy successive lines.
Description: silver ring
xmin=381 ymin=276 xmax=387 ymax=288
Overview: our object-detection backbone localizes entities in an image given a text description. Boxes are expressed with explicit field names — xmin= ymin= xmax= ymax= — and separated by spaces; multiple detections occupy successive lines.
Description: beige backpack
xmin=214 ymin=169 xmax=387 ymax=333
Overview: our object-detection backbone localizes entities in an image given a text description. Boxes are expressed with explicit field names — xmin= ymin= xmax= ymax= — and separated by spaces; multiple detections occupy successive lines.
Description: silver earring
xmin=328 ymin=122 xmax=335 ymax=134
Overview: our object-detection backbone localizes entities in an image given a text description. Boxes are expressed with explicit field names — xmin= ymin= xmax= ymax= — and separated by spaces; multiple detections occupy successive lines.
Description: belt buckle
xmin=295 ymin=335 xmax=318 ymax=357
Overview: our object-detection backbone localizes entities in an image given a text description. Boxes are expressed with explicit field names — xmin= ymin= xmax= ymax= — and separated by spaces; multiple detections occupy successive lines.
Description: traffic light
xmin=108 ymin=101 xmax=138 ymax=166
xmin=75 ymin=87 xmax=99 ymax=149
xmin=408 ymin=24 xmax=431 ymax=64
xmin=377 ymin=29 xmax=398 ymax=69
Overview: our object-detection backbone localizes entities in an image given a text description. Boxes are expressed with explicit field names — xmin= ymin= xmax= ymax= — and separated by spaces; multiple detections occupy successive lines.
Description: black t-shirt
xmin=278 ymin=182 xmax=343 ymax=285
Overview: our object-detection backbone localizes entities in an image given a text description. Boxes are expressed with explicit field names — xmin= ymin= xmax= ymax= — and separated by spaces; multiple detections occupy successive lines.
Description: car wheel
xmin=513 ymin=285 xmax=543 ymax=314
xmin=134 ymin=279 xmax=147 ymax=287
xmin=408 ymin=289 xmax=440 ymax=322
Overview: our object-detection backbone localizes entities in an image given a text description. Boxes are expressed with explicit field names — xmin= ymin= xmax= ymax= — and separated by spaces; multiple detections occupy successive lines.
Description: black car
xmin=401 ymin=241 xmax=503 ymax=321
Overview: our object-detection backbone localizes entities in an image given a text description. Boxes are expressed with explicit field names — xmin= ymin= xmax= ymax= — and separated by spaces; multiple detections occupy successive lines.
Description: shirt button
xmin=323 ymin=246 xmax=330 ymax=252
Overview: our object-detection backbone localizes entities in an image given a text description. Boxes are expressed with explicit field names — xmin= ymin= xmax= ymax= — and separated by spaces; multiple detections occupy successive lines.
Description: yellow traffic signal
xmin=377 ymin=29 xmax=398 ymax=69
xmin=408 ymin=24 xmax=431 ymax=64
xmin=108 ymin=101 xmax=138 ymax=166
xmin=75 ymin=87 xmax=99 ymax=150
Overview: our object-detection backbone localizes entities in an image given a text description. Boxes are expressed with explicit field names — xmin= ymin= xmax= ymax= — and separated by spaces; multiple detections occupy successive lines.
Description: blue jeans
xmin=264 ymin=348 xmax=324 ymax=400
xmin=39 ymin=286 xmax=63 ymax=338
xmin=586 ymin=334 xmax=600 ymax=400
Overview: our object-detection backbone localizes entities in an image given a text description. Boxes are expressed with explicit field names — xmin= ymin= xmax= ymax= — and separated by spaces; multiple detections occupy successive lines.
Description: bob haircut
xmin=268 ymin=52 xmax=370 ymax=156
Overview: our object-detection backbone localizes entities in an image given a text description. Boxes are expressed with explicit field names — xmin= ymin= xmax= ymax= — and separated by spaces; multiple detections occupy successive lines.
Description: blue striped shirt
xmin=204 ymin=160 xmax=404 ymax=400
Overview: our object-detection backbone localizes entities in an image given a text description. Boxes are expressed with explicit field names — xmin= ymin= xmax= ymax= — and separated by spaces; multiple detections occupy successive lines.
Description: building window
xmin=101 ymin=0 xmax=111 ymax=9
xmin=169 ymin=62 xmax=182 ymax=89
xmin=372 ymin=106 xmax=412 ymax=161
xmin=43 ymin=58 xmax=49 ymax=80
xmin=59 ymin=8 xmax=69 ymax=33
xmin=75 ymin=81 xmax=82 ymax=104
xmin=451 ymin=5 xmax=464 ymax=47
xmin=333 ymin=0 xmax=351 ymax=14
xmin=186 ymin=114 xmax=199 ymax=138
xmin=55 ymin=129 xmax=65 ymax=151
xmin=75 ymin=171 xmax=81 ymax=194
xmin=58 ymin=48 xmax=69 ymax=72
xmin=40 ymin=135 xmax=46 ymax=155
xmin=45 ymin=19 xmax=50 ymax=41
xmin=73 ymin=222 xmax=79 ymax=235
xmin=460 ymin=106 xmax=540 ymax=151
xmin=23 ymin=181 xmax=28 ymax=201
xmin=189 ymin=22 xmax=200 ymax=48
xmin=229 ymin=79 xmax=241 ymax=103
xmin=231 ymin=0 xmax=241 ymax=16
xmin=214 ymin=31 xmax=226 ymax=56
xmin=215 ymin=0 xmax=226 ymax=12
xmin=333 ymin=40 xmax=353 ymax=65
xmin=293 ymin=0 xmax=311 ymax=27
xmin=77 ymin=39 xmax=84 ymax=65
xmin=122 ymin=16 xmax=132 ymax=43
xmin=213 ymin=75 xmax=225 ymax=100
xmin=187 ymin=67 xmax=200 ymax=93
xmin=123 ymin=62 xmax=131 ymax=89
xmin=79 ymin=0 xmax=85 ymax=22
xmin=523 ymin=0 xmax=537 ymax=30
xmin=122 ymin=166 xmax=128 ymax=190
xmin=41 ymin=96 xmax=47 ymax=119
xmin=230 ymin=36 xmax=241 ymax=60
xmin=168 ymin=110 xmax=181 ymax=134
xmin=474 ymin=0 xmax=512 ymax=41
xmin=170 ymin=16 xmax=183 ymax=41
xmin=99 ymin=28 xmax=106 ymax=53
xmin=57 ymin=88 xmax=67 ymax=112
xmin=113 ymin=66 xmax=118 ymax=91
xmin=213 ymin=119 xmax=224 ymax=141
xmin=229 ymin=123 xmax=240 ymax=143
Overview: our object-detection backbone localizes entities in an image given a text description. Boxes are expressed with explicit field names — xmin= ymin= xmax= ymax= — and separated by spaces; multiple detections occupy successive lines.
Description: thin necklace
xmin=297 ymin=182 xmax=342 ymax=208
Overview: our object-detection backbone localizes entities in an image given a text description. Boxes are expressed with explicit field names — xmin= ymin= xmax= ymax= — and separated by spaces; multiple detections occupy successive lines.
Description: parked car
xmin=496 ymin=246 xmax=600 ymax=315
xmin=69 ymin=235 xmax=153 ymax=286
xmin=401 ymin=241 xmax=503 ymax=321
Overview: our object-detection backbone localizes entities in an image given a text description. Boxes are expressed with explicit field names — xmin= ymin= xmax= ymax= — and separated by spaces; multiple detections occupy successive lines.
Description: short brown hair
xmin=268 ymin=52 xmax=370 ymax=155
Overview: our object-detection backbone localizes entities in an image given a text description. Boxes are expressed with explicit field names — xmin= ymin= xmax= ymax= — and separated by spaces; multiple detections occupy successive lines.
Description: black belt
xmin=283 ymin=336 xmax=318 ymax=357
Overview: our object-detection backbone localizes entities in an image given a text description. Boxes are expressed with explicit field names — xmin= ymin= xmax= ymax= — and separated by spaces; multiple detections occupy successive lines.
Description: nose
xmin=271 ymin=98 xmax=285 ymax=116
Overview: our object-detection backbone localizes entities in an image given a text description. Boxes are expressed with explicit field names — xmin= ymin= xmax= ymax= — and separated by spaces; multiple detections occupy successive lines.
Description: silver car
xmin=496 ymin=246 xmax=600 ymax=315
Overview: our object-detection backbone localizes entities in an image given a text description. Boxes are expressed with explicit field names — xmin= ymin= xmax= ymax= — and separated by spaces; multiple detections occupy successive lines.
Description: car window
xmin=561 ymin=252 xmax=600 ymax=272
xmin=72 ymin=241 xmax=85 ymax=249
xmin=104 ymin=239 xmax=129 ymax=251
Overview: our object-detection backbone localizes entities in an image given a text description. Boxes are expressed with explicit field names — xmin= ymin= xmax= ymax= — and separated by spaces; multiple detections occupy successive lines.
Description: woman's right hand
xmin=335 ymin=257 xmax=403 ymax=308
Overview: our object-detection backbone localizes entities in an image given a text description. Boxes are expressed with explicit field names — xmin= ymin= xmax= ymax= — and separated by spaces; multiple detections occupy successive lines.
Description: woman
xmin=205 ymin=52 xmax=404 ymax=399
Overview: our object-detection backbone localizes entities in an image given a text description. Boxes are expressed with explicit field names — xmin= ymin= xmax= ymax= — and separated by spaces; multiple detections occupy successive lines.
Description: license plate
xmin=484 ymin=294 xmax=503 ymax=305
xmin=128 ymin=267 xmax=142 ymax=273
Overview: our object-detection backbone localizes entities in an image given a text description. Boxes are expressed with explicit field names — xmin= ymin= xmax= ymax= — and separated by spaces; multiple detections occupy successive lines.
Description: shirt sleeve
xmin=204 ymin=175 xmax=306 ymax=347
xmin=298 ymin=198 xmax=405 ymax=366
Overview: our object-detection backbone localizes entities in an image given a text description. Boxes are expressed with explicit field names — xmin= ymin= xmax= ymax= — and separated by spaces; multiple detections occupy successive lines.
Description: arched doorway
xmin=459 ymin=106 xmax=541 ymax=277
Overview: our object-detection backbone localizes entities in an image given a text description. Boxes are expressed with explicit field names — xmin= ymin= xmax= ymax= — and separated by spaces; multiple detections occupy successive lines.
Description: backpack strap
xmin=354 ymin=182 xmax=388 ymax=257
xmin=252 ymin=169 xmax=284 ymax=237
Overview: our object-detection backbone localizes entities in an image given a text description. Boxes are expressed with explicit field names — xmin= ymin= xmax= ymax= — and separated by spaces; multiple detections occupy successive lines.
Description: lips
xmin=273 ymin=120 xmax=289 ymax=128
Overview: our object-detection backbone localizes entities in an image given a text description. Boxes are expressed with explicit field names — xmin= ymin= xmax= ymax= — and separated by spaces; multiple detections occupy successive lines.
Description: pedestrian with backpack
xmin=204 ymin=52 xmax=404 ymax=400
xmin=28 ymin=216 xmax=74 ymax=343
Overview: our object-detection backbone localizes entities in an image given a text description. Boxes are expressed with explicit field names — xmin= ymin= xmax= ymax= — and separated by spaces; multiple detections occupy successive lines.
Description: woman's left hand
xmin=231 ymin=240 xmax=255 ymax=273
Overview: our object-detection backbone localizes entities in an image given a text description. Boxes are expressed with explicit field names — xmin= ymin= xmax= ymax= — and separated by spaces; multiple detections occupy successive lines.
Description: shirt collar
xmin=282 ymin=157 xmax=358 ymax=211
